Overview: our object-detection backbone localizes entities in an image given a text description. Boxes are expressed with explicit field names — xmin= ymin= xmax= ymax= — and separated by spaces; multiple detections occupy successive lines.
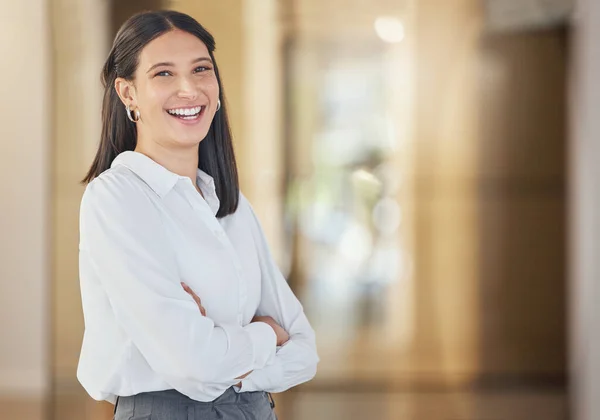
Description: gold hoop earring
xmin=126 ymin=104 xmax=140 ymax=122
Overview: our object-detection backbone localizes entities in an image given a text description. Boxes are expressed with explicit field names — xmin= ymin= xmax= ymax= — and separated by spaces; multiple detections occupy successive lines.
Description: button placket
xmin=214 ymin=234 xmax=245 ymax=324
xmin=181 ymin=180 xmax=247 ymax=325
xmin=182 ymin=182 xmax=225 ymax=241
xmin=214 ymin=234 xmax=247 ymax=325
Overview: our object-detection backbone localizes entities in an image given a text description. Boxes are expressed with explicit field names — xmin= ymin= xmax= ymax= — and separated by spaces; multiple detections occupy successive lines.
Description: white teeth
xmin=168 ymin=106 xmax=202 ymax=116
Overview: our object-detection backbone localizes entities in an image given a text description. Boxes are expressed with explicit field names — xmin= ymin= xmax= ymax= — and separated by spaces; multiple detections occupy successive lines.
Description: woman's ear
xmin=115 ymin=77 xmax=137 ymax=108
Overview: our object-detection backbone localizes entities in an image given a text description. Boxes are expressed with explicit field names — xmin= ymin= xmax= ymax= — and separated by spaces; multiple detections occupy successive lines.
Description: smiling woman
xmin=77 ymin=10 xmax=319 ymax=420
xmin=83 ymin=10 xmax=237 ymax=217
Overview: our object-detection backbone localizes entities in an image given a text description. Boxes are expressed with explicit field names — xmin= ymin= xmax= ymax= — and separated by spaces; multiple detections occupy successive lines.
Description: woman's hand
xmin=181 ymin=282 xmax=206 ymax=316
xmin=252 ymin=315 xmax=290 ymax=346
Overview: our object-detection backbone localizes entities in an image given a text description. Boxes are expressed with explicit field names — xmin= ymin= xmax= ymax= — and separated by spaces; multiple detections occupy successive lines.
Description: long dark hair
xmin=83 ymin=10 xmax=239 ymax=218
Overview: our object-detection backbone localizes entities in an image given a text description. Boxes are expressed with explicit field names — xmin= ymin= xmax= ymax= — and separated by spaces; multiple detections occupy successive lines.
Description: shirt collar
xmin=111 ymin=151 xmax=218 ymax=206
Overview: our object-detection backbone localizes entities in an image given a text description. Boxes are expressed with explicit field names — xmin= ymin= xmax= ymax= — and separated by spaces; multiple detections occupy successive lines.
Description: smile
xmin=166 ymin=105 xmax=205 ymax=121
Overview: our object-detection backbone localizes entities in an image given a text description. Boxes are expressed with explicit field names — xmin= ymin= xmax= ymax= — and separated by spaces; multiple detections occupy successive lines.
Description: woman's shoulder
xmin=79 ymin=166 xmax=168 ymax=241
xmin=81 ymin=166 xmax=154 ymax=213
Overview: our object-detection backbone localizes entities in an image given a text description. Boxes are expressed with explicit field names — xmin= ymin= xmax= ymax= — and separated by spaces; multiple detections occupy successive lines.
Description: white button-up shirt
xmin=77 ymin=151 xmax=319 ymax=403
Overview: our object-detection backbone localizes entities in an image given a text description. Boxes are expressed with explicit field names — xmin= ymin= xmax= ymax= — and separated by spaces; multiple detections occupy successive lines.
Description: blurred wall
xmin=51 ymin=0 xmax=109 ymax=393
xmin=0 ymin=0 xmax=50 ymax=397
xmin=407 ymin=0 xmax=566 ymax=382
xmin=410 ymin=0 xmax=482 ymax=381
xmin=474 ymin=29 xmax=567 ymax=377
xmin=569 ymin=0 xmax=600 ymax=418
xmin=279 ymin=0 xmax=566 ymax=386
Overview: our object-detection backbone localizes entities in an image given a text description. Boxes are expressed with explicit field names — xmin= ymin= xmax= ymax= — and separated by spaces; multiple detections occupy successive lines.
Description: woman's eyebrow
xmin=146 ymin=57 xmax=213 ymax=74
xmin=192 ymin=57 xmax=213 ymax=65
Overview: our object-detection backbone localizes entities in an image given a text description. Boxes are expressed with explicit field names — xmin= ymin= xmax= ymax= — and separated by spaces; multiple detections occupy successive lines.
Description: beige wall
xmin=569 ymin=0 xmax=600 ymax=418
xmin=410 ymin=0 xmax=482 ymax=380
xmin=0 ymin=0 xmax=51 ymax=396
xmin=51 ymin=0 xmax=109 ymax=391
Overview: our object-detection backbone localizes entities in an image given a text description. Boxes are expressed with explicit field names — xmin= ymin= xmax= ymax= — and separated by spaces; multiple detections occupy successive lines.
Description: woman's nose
xmin=176 ymin=76 xmax=198 ymax=99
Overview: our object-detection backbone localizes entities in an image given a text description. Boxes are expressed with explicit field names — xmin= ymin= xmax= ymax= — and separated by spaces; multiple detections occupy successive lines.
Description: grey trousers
xmin=114 ymin=388 xmax=277 ymax=420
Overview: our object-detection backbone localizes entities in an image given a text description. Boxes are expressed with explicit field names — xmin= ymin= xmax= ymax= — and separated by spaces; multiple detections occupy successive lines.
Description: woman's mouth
xmin=166 ymin=105 xmax=205 ymax=122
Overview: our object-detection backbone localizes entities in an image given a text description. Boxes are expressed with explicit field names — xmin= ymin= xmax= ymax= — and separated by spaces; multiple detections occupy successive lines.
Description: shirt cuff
xmin=243 ymin=322 xmax=277 ymax=370
xmin=234 ymin=376 xmax=259 ymax=393
xmin=235 ymin=359 xmax=285 ymax=393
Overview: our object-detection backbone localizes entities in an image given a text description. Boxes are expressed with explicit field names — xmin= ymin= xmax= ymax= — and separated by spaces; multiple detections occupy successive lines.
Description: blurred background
xmin=1 ymin=0 xmax=599 ymax=419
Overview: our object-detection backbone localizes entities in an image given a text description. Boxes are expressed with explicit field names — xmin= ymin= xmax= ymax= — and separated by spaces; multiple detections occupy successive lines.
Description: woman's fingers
xmin=235 ymin=370 xmax=253 ymax=380
xmin=181 ymin=283 xmax=200 ymax=304
xmin=181 ymin=282 xmax=206 ymax=316
xmin=251 ymin=315 xmax=289 ymax=346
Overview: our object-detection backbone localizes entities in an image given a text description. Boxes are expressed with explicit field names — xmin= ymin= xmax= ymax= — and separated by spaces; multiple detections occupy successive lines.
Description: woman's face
xmin=117 ymin=30 xmax=220 ymax=149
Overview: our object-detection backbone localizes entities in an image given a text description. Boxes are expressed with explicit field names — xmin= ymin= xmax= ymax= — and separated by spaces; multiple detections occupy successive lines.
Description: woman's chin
xmin=164 ymin=126 xmax=209 ymax=148
xmin=169 ymin=132 xmax=209 ymax=148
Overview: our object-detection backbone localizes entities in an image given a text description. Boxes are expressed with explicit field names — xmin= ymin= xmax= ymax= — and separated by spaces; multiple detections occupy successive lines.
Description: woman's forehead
xmin=139 ymin=30 xmax=209 ymax=68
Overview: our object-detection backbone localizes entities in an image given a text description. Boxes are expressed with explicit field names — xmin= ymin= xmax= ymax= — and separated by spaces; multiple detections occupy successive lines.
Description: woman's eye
xmin=155 ymin=70 xmax=171 ymax=77
xmin=193 ymin=66 xmax=211 ymax=74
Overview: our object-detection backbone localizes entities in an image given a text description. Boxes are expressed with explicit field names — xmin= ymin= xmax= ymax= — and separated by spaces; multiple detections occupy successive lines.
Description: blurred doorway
xmin=281 ymin=2 xmax=567 ymax=419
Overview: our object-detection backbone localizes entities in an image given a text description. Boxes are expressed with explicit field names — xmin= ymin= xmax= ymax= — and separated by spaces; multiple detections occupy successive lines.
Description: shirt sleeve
xmin=235 ymin=195 xmax=320 ymax=393
xmin=79 ymin=172 xmax=277 ymax=393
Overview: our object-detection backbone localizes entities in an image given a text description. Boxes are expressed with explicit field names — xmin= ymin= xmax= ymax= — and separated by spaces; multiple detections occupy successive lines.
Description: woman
xmin=77 ymin=10 xmax=319 ymax=420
